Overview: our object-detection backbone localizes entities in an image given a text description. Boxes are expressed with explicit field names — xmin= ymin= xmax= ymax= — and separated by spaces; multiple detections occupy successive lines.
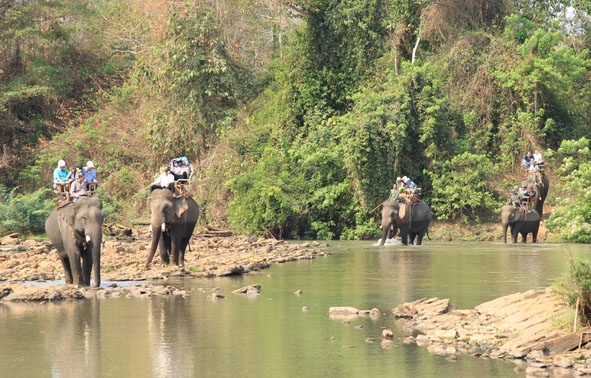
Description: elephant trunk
xmin=379 ymin=226 xmax=389 ymax=246
xmin=80 ymin=226 xmax=102 ymax=287
xmin=89 ymin=229 xmax=102 ymax=288
xmin=502 ymin=222 xmax=509 ymax=244
xmin=145 ymin=225 xmax=162 ymax=268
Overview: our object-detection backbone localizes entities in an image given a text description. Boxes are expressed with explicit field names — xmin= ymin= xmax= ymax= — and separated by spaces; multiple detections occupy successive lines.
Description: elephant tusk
xmin=85 ymin=234 xmax=91 ymax=243
xmin=149 ymin=224 xmax=152 ymax=233
xmin=161 ymin=223 xmax=166 ymax=232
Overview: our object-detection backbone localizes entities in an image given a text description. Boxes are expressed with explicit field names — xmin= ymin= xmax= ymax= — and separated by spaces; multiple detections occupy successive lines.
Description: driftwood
xmin=104 ymin=223 xmax=132 ymax=237
xmin=198 ymin=225 xmax=233 ymax=237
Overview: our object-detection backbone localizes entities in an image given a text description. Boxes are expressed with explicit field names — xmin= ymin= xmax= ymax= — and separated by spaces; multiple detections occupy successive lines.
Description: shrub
xmin=0 ymin=187 xmax=54 ymax=236
xmin=560 ymin=258 xmax=591 ymax=327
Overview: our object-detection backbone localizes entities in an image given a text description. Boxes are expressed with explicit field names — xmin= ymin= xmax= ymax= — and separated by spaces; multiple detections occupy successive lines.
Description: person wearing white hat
xmin=83 ymin=160 xmax=99 ymax=195
xmin=84 ymin=160 xmax=97 ymax=183
xmin=52 ymin=160 xmax=68 ymax=189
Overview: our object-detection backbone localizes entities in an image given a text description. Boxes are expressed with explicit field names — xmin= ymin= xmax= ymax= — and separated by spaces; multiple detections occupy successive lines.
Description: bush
xmin=0 ymin=187 xmax=54 ymax=236
xmin=546 ymin=138 xmax=591 ymax=243
xmin=427 ymin=152 xmax=498 ymax=222
xmin=560 ymin=258 xmax=591 ymax=327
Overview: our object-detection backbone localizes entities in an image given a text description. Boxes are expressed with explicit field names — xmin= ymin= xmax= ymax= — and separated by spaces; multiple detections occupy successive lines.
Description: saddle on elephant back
xmin=174 ymin=179 xmax=190 ymax=196
xmin=399 ymin=188 xmax=421 ymax=207
xmin=54 ymin=182 xmax=71 ymax=202
xmin=53 ymin=181 xmax=99 ymax=204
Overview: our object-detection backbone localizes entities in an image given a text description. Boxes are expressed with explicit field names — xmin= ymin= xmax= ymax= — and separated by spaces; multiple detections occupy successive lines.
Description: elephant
xmin=522 ymin=172 xmax=549 ymax=216
xmin=379 ymin=199 xmax=432 ymax=246
xmin=501 ymin=204 xmax=540 ymax=243
xmin=145 ymin=189 xmax=200 ymax=268
xmin=45 ymin=196 xmax=104 ymax=287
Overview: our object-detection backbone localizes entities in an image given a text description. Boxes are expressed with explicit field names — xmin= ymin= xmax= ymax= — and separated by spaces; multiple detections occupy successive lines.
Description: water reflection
xmin=0 ymin=299 xmax=100 ymax=378
xmin=0 ymin=242 xmax=588 ymax=378
xmin=45 ymin=299 xmax=101 ymax=378
xmin=147 ymin=296 xmax=196 ymax=378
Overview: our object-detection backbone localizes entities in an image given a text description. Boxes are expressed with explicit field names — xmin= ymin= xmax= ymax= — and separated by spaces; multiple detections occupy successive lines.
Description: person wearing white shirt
xmin=150 ymin=167 xmax=175 ymax=191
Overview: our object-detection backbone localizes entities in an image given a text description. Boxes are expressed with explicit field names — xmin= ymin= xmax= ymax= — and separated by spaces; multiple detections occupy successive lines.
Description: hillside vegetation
xmin=1 ymin=0 xmax=591 ymax=242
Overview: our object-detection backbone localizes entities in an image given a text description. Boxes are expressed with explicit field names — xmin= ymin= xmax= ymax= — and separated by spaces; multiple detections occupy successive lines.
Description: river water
xmin=0 ymin=241 xmax=588 ymax=378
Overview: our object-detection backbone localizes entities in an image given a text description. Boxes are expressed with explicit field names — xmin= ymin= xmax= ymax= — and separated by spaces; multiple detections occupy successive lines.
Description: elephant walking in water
xmin=379 ymin=199 xmax=432 ymax=246
xmin=501 ymin=204 xmax=540 ymax=243
xmin=145 ymin=189 xmax=199 ymax=268
xmin=45 ymin=197 xmax=104 ymax=287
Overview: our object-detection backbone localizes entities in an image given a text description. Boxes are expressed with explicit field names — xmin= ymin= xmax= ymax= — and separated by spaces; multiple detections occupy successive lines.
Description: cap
xmin=402 ymin=176 xmax=408 ymax=182
xmin=165 ymin=167 xmax=171 ymax=172
xmin=396 ymin=177 xmax=401 ymax=182
xmin=86 ymin=160 xmax=94 ymax=168
xmin=75 ymin=163 xmax=83 ymax=169
xmin=58 ymin=160 xmax=66 ymax=167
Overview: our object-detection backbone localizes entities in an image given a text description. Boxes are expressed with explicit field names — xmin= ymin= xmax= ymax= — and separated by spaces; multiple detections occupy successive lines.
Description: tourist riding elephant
xmin=501 ymin=204 xmax=540 ymax=243
xmin=45 ymin=197 xmax=104 ymax=287
xmin=522 ymin=172 xmax=550 ymax=216
xmin=145 ymin=189 xmax=199 ymax=268
xmin=379 ymin=199 xmax=432 ymax=246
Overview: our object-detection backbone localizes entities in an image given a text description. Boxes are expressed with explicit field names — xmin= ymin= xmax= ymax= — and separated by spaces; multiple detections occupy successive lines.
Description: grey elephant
xmin=45 ymin=197 xmax=104 ymax=287
xmin=522 ymin=172 xmax=550 ymax=216
xmin=501 ymin=204 xmax=540 ymax=243
xmin=145 ymin=189 xmax=199 ymax=268
xmin=379 ymin=199 xmax=432 ymax=246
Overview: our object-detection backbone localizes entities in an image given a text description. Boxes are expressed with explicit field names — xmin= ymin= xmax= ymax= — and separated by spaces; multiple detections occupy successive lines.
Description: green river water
xmin=0 ymin=241 xmax=589 ymax=378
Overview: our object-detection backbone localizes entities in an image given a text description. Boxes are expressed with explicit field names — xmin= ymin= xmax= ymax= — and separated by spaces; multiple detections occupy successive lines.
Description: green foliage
xmin=0 ymin=187 xmax=53 ymax=235
xmin=0 ymin=0 xmax=118 ymax=188
xmin=546 ymin=138 xmax=591 ymax=243
xmin=492 ymin=22 xmax=591 ymax=148
xmin=134 ymin=3 xmax=254 ymax=160
xmin=226 ymin=145 xmax=303 ymax=238
xmin=3 ymin=0 xmax=591 ymax=243
xmin=290 ymin=0 xmax=388 ymax=116
xmin=428 ymin=153 xmax=498 ymax=222
xmin=560 ymin=258 xmax=591 ymax=325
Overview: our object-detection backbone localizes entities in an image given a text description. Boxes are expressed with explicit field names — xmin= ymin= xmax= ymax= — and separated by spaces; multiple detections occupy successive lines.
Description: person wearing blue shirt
xmin=402 ymin=176 xmax=418 ymax=194
xmin=84 ymin=161 xmax=97 ymax=183
xmin=53 ymin=160 xmax=69 ymax=189
xmin=523 ymin=151 xmax=533 ymax=169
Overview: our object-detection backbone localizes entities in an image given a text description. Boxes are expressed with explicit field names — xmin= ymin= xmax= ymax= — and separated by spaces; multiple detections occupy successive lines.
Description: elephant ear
xmin=174 ymin=198 xmax=189 ymax=218
xmin=398 ymin=203 xmax=407 ymax=220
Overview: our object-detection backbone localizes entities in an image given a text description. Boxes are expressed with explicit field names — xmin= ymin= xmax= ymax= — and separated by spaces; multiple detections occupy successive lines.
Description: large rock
xmin=391 ymin=288 xmax=591 ymax=375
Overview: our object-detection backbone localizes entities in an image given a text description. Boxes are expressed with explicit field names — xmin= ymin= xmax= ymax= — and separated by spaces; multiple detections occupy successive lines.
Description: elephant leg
xmin=416 ymin=233 xmax=424 ymax=246
xmin=178 ymin=236 xmax=191 ymax=267
xmin=400 ymin=233 xmax=408 ymax=245
xmin=171 ymin=239 xmax=179 ymax=266
xmin=159 ymin=233 xmax=170 ymax=265
xmin=532 ymin=231 xmax=538 ymax=243
xmin=521 ymin=232 xmax=527 ymax=243
xmin=59 ymin=254 xmax=74 ymax=284
xmin=69 ymin=254 xmax=84 ymax=286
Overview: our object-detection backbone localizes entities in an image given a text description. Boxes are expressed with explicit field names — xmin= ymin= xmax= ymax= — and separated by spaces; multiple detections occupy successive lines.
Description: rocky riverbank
xmin=0 ymin=232 xmax=329 ymax=301
xmin=393 ymin=288 xmax=591 ymax=377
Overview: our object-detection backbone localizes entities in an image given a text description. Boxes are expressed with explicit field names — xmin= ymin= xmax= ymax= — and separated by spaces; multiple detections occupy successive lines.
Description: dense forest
xmin=1 ymin=0 xmax=590 ymax=242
